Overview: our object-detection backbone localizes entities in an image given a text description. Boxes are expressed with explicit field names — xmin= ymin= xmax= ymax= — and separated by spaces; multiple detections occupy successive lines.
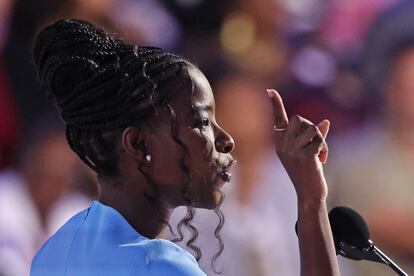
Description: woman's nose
xmin=215 ymin=127 xmax=235 ymax=153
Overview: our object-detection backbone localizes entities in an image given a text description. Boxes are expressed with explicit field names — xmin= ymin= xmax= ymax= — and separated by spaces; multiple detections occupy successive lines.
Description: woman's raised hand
xmin=267 ymin=89 xmax=330 ymax=202
xmin=267 ymin=89 xmax=340 ymax=276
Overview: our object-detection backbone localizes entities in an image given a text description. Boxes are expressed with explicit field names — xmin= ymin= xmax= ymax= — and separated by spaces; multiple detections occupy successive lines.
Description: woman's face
xmin=145 ymin=66 xmax=235 ymax=209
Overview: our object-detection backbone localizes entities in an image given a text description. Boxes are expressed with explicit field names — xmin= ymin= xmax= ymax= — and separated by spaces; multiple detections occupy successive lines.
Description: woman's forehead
xmin=188 ymin=67 xmax=215 ymax=112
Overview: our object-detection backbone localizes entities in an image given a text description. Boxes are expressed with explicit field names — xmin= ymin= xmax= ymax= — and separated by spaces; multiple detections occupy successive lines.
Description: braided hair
xmin=33 ymin=19 xmax=225 ymax=271
xmin=33 ymin=19 xmax=188 ymax=177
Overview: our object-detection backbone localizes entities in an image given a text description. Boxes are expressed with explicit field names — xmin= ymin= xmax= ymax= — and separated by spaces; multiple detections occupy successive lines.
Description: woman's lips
xmin=217 ymin=159 xmax=237 ymax=183
xmin=219 ymin=171 xmax=232 ymax=182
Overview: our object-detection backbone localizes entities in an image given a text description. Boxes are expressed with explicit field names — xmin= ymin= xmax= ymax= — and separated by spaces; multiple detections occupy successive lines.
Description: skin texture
xmin=99 ymin=66 xmax=235 ymax=239
xmin=98 ymin=66 xmax=339 ymax=274
xmin=267 ymin=89 xmax=340 ymax=276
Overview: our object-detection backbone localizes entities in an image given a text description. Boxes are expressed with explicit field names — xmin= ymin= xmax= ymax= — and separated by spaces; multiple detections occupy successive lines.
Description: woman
xmin=31 ymin=19 xmax=339 ymax=275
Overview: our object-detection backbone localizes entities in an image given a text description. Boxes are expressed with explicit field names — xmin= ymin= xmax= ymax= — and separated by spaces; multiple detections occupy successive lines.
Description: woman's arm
xmin=267 ymin=89 xmax=340 ymax=276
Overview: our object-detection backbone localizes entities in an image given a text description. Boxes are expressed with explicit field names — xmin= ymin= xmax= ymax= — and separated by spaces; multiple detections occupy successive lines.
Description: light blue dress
xmin=30 ymin=201 xmax=206 ymax=276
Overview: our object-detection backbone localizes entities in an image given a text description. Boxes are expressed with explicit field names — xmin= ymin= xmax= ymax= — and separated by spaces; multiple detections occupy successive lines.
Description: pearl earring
xmin=145 ymin=154 xmax=152 ymax=162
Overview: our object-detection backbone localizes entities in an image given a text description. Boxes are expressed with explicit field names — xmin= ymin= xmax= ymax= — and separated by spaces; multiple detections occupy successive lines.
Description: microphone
xmin=329 ymin=206 xmax=408 ymax=276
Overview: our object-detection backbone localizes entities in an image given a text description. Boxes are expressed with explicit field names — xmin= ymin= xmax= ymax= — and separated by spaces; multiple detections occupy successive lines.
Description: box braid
xmin=34 ymin=19 xmax=184 ymax=175
xmin=33 ymin=18 xmax=224 ymax=270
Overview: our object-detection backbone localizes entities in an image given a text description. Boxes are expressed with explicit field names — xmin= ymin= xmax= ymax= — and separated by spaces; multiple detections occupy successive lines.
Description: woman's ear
xmin=121 ymin=126 xmax=149 ymax=163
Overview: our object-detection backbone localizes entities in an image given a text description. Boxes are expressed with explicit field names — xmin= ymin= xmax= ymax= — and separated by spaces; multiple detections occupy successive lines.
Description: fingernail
xmin=318 ymin=119 xmax=330 ymax=127
xmin=322 ymin=119 xmax=330 ymax=124
xmin=266 ymin=89 xmax=274 ymax=98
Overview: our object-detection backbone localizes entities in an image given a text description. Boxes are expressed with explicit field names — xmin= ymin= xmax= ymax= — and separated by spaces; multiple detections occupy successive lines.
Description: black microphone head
xmin=329 ymin=206 xmax=371 ymax=249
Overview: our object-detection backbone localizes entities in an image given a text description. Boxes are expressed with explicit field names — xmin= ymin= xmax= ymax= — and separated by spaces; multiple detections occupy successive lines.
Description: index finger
xmin=267 ymin=89 xmax=289 ymax=129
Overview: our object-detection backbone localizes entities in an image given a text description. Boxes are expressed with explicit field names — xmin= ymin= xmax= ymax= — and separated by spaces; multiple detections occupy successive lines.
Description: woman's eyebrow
xmin=194 ymin=104 xmax=213 ymax=112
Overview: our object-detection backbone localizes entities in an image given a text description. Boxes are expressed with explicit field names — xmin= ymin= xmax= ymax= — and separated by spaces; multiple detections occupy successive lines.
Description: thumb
xmin=317 ymin=119 xmax=330 ymax=164
xmin=317 ymin=119 xmax=330 ymax=139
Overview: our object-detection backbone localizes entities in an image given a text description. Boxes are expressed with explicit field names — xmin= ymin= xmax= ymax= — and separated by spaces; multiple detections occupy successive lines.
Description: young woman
xmin=31 ymin=19 xmax=339 ymax=275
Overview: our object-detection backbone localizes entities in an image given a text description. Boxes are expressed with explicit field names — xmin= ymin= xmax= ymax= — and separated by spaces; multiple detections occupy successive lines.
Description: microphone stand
xmin=371 ymin=242 xmax=408 ymax=276
xmin=337 ymin=240 xmax=408 ymax=276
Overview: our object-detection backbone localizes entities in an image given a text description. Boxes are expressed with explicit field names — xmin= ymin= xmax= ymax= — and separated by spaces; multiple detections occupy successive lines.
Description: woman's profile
xmin=30 ymin=19 xmax=339 ymax=275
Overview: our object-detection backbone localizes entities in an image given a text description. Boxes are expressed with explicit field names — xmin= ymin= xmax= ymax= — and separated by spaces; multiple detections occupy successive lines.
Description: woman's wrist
xmin=297 ymin=197 xmax=328 ymax=216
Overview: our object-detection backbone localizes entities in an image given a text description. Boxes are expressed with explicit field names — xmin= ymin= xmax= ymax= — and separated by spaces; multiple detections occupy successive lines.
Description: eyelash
xmin=196 ymin=117 xmax=210 ymax=130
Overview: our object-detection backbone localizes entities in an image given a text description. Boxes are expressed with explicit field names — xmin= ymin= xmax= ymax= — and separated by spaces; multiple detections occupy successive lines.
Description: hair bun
xmin=33 ymin=19 xmax=116 ymax=102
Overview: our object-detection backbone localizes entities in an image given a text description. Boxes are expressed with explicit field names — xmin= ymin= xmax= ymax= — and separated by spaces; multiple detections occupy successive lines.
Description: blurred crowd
xmin=1 ymin=0 xmax=414 ymax=275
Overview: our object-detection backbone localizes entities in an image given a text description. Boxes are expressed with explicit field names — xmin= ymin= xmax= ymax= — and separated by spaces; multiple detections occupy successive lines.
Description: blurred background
xmin=1 ymin=0 xmax=414 ymax=275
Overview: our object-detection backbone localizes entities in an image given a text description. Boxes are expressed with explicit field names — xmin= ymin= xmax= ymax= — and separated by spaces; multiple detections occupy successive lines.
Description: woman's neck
xmin=99 ymin=181 xmax=172 ymax=239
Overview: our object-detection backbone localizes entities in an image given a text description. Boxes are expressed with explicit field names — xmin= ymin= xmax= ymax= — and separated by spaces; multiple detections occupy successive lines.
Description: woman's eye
xmin=201 ymin=118 xmax=209 ymax=127
xmin=195 ymin=117 xmax=209 ymax=130
xmin=192 ymin=116 xmax=211 ymax=131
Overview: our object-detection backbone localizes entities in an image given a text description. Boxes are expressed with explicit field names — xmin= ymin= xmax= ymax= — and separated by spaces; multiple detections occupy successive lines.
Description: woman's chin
xmin=188 ymin=190 xmax=222 ymax=210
